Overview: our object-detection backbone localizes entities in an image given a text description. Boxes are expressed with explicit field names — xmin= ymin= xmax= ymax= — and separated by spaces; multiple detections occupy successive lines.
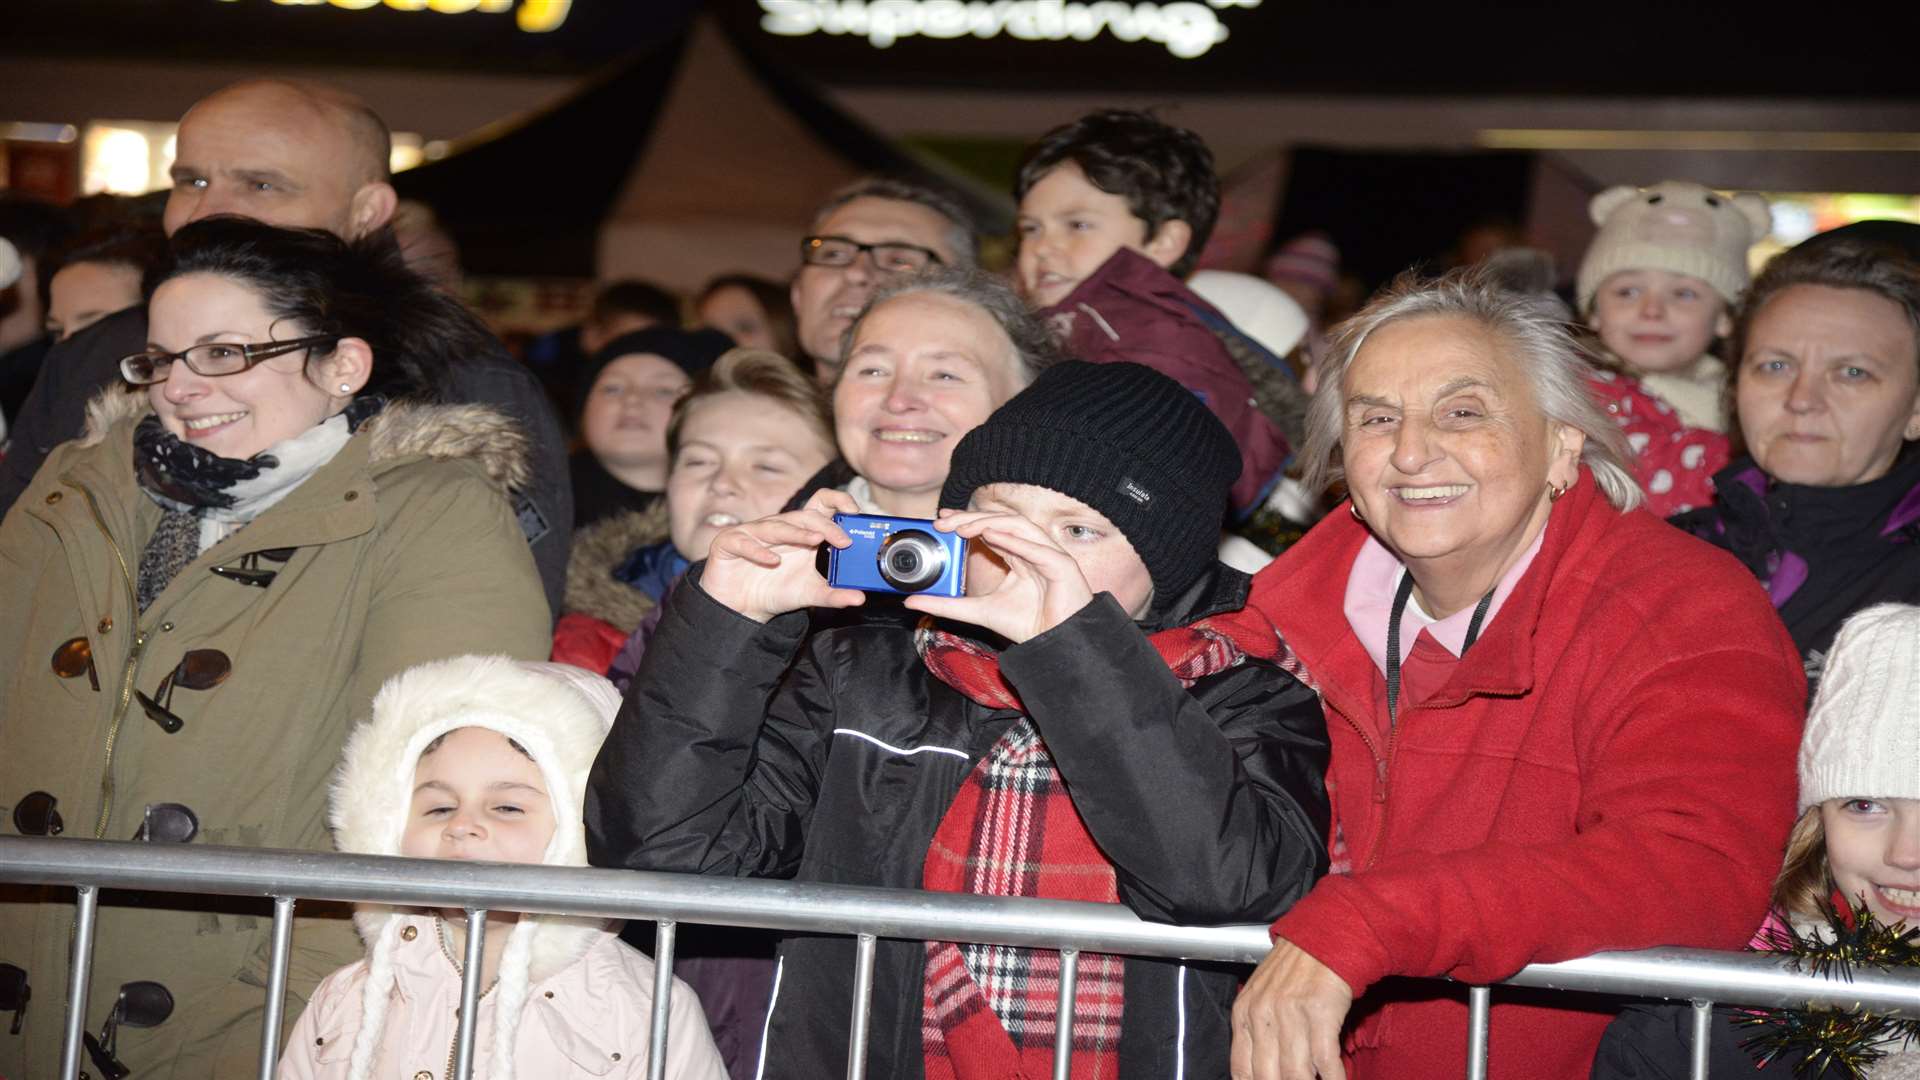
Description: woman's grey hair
xmin=1299 ymin=267 xmax=1644 ymax=512
xmin=839 ymin=266 xmax=1066 ymax=387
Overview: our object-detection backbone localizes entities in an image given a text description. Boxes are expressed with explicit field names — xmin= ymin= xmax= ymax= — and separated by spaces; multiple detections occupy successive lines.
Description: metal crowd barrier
xmin=2 ymin=837 xmax=1918 ymax=1080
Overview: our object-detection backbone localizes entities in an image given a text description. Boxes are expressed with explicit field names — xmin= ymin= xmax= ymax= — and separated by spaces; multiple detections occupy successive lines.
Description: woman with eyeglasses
xmin=0 ymin=215 xmax=549 ymax=1079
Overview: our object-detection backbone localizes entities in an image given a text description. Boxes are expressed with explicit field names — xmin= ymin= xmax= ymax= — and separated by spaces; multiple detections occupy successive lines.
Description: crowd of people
xmin=1 ymin=75 xmax=1917 ymax=1080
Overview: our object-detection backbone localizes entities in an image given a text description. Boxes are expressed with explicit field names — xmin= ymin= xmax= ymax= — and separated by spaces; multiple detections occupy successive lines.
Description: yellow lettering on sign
xmin=237 ymin=0 xmax=569 ymax=31
xmin=516 ymin=0 xmax=570 ymax=32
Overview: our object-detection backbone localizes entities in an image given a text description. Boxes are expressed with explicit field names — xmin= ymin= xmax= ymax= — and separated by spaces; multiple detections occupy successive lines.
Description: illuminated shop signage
xmin=757 ymin=0 xmax=1262 ymax=59
xmin=214 ymin=0 xmax=573 ymax=33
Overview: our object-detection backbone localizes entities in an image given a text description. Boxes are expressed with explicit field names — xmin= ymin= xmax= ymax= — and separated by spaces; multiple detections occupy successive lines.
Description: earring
xmin=339 ymin=383 xmax=353 ymax=394
xmin=1547 ymin=480 xmax=1569 ymax=502
xmin=1349 ymin=501 xmax=1366 ymax=524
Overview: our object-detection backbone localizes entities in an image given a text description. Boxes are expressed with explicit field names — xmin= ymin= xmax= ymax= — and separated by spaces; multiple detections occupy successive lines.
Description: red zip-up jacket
xmin=1223 ymin=470 xmax=1805 ymax=1078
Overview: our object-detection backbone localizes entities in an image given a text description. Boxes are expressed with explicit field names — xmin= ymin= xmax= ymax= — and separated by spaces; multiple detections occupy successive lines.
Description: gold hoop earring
xmin=1547 ymin=480 xmax=1569 ymax=502
xmin=1349 ymin=501 xmax=1366 ymax=524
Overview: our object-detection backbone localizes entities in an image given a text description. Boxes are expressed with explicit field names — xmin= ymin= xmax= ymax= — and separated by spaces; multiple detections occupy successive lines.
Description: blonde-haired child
xmin=1593 ymin=603 xmax=1920 ymax=1077
xmin=1577 ymin=180 xmax=1771 ymax=517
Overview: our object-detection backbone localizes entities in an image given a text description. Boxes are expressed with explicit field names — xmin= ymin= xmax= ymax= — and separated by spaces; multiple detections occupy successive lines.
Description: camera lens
xmin=877 ymin=530 xmax=947 ymax=592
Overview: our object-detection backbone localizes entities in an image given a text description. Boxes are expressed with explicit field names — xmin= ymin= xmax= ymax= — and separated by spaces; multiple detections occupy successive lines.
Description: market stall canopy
xmin=394 ymin=16 xmax=1010 ymax=283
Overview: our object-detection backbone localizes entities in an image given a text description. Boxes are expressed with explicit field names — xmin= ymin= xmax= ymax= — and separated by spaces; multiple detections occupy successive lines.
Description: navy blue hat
xmin=576 ymin=327 xmax=733 ymax=416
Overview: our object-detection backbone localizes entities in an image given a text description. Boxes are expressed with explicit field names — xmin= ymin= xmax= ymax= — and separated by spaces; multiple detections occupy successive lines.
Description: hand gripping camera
xmin=826 ymin=514 xmax=967 ymax=597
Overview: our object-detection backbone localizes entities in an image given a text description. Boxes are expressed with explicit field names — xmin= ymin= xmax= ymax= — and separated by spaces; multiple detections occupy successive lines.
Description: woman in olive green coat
xmin=0 ymin=218 xmax=551 ymax=1080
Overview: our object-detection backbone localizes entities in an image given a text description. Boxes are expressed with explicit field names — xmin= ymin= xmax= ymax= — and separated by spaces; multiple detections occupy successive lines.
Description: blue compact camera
xmin=827 ymin=514 xmax=968 ymax=597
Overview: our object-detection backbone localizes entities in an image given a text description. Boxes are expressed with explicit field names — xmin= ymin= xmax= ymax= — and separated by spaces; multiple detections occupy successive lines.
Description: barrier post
xmin=255 ymin=896 xmax=296 ymax=1080
xmin=648 ymin=919 xmax=676 ymax=1080
xmin=451 ymin=908 xmax=487 ymax=1080
xmin=57 ymin=885 xmax=99 ymax=1080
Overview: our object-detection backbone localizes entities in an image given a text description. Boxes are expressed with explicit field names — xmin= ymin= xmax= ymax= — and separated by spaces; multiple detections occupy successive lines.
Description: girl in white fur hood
xmin=278 ymin=656 xmax=726 ymax=1080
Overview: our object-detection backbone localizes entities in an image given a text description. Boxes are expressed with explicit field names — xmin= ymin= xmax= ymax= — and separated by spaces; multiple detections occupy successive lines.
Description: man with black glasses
xmin=791 ymin=178 xmax=980 ymax=385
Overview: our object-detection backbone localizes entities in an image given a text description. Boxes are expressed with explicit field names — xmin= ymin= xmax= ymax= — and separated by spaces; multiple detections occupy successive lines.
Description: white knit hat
xmin=330 ymin=656 xmax=623 ymax=1080
xmin=1798 ymin=604 xmax=1920 ymax=813
xmin=1576 ymin=180 xmax=1772 ymax=312
xmin=1189 ymin=270 xmax=1311 ymax=358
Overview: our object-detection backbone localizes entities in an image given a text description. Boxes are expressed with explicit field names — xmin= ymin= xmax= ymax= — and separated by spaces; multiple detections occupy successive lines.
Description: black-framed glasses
xmin=135 ymin=649 xmax=232 ymax=734
xmin=800 ymin=235 xmax=943 ymax=276
xmin=119 ymin=335 xmax=340 ymax=386
xmin=12 ymin=791 xmax=62 ymax=837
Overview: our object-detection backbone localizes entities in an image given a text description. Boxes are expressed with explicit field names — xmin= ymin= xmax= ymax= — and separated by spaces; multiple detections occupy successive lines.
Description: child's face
xmin=964 ymin=482 xmax=1154 ymax=618
xmin=581 ymin=353 xmax=693 ymax=474
xmin=668 ymin=391 xmax=836 ymax=561
xmin=1588 ymin=270 xmax=1732 ymax=375
xmin=1821 ymin=796 xmax=1920 ymax=926
xmin=401 ymin=727 xmax=557 ymax=866
xmin=1016 ymin=162 xmax=1185 ymax=309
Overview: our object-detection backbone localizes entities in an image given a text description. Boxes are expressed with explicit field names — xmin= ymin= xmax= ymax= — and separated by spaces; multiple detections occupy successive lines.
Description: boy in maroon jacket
xmin=1013 ymin=109 xmax=1304 ymax=517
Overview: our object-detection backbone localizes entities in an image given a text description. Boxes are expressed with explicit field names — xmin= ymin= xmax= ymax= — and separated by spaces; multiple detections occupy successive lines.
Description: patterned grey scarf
xmin=131 ymin=399 xmax=378 ymax=610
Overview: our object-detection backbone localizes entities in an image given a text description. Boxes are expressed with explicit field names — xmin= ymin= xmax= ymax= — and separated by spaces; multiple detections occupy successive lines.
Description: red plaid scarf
xmin=914 ymin=612 xmax=1275 ymax=1080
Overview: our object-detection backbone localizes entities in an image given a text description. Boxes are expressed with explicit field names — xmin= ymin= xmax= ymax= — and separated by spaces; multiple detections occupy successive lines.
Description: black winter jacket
xmin=1591 ymin=1003 xmax=1855 ymax=1079
xmin=1672 ymin=447 xmax=1920 ymax=698
xmin=586 ymin=563 xmax=1331 ymax=1079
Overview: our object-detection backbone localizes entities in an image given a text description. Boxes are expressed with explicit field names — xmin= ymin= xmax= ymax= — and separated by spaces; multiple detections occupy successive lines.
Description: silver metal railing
xmin=2 ymin=837 xmax=1917 ymax=1080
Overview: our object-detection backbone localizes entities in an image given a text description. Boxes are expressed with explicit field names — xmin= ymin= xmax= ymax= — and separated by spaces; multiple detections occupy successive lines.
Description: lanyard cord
xmin=1385 ymin=574 xmax=1495 ymax=727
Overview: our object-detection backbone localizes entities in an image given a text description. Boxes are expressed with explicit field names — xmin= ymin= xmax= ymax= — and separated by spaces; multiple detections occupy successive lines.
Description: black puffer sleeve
xmin=585 ymin=567 xmax=831 ymax=879
xmin=1000 ymin=593 xmax=1331 ymax=925
xmin=1590 ymin=1003 xmax=1834 ymax=1080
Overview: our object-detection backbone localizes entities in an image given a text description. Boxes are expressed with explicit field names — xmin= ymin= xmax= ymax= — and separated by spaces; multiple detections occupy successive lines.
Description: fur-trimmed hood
xmin=563 ymin=502 xmax=671 ymax=631
xmin=80 ymin=386 xmax=530 ymax=495
xmin=328 ymin=656 xmax=620 ymax=1080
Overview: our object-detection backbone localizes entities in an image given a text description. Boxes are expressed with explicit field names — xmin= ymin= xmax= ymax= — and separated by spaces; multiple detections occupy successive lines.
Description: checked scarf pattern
xmin=914 ymin=611 xmax=1274 ymax=1080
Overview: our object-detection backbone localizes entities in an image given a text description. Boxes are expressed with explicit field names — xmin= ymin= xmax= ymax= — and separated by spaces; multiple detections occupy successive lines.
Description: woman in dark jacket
xmin=1673 ymin=238 xmax=1920 ymax=697
xmin=587 ymin=361 xmax=1330 ymax=1079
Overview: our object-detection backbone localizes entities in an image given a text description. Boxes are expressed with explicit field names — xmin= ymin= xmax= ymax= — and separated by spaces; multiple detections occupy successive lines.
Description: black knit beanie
xmin=941 ymin=361 xmax=1242 ymax=605
xmin=575 ymin=327 xmax=733 ymax=417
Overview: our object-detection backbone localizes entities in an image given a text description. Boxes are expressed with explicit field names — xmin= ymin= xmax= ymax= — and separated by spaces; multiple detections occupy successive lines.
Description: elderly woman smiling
xmin=1224 ymin=271 xmax=1806 ymax=1080
xmin=1674 ymin=239 xmax=1920 ymax=697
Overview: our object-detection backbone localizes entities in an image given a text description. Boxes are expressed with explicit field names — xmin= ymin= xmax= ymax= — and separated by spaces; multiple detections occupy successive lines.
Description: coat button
xmin=315 ymin=1036 xmax=325 ymax=1045
xmin=413 ymin=1072 xmax=432 ymax=1080
xmin=401 ymin=925 xmax=417 ymax=941
xmin=97 ymin=617 xmax=112 ymax=634
xmin=160 ymin=622 xmax=174 ymax=632
xmin=544 ymin=990 xmax=554 ymax=999
xmin=611 ymin=1053 xmax=621 ymax=1062
xmin=344 ymin=491 xmax=359 ymax=502
xmin=45 ymin=491 xmax=62 ymax=505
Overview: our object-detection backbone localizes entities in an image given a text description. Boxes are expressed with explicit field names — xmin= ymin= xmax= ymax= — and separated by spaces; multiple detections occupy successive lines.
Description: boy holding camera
xmin=586 ymin=361 xmax=1330 ymax=1079
xmin=1015 ymin=109 xmax=1303 ymax=516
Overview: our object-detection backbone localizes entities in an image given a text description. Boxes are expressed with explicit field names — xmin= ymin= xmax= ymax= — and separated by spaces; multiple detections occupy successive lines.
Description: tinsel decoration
xmin=1734 ymin=897 xmax=1920 ymax=1078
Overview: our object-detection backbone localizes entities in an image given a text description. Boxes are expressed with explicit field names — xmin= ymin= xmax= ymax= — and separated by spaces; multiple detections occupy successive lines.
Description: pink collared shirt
xmin=1343 ymin=528 xmax=1547 ymax=677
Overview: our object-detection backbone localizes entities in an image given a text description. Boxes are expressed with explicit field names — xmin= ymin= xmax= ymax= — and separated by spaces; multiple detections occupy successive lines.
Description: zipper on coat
xmin=69 ymin=478 xmax=145 ymax=839
xmin=1326 ymin=697 xmax=1397 ymax=871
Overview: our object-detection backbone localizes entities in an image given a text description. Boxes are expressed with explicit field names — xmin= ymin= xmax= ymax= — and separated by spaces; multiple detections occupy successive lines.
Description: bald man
xmin=0 ymin=79 xmax=571 ymax=609
xmin=0 ymin=80 xmax=569 ymax=1080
